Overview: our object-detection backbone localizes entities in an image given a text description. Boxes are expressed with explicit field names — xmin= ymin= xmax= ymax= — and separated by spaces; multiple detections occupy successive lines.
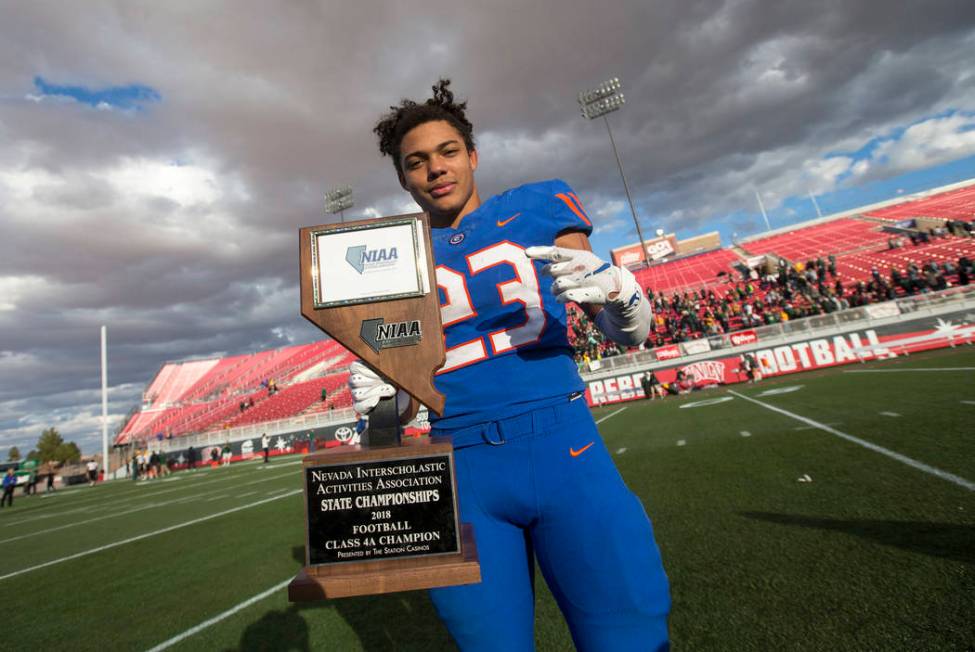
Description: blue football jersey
xmin=430 ymin=179 xmax=593 ymax=429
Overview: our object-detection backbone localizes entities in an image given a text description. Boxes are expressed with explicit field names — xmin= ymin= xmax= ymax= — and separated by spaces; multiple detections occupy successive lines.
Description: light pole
xmin=578 ymin=77 xmax=649 ymax=266
xmin=325 ymin=185 xmax=354 ymax=222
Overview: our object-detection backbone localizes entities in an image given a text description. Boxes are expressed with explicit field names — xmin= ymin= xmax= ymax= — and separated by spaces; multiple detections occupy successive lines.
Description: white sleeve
xmin=594 ymin=266 xmax=653 ymax=347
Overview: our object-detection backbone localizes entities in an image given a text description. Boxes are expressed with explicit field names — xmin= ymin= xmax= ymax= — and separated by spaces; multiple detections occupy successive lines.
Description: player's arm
xmin=527 ymin=231 xmax=653 ymax=347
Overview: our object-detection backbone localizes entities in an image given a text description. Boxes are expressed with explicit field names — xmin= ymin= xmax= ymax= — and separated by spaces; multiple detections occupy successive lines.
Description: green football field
xmin=3 ymin=347 xmax=974 ymax=651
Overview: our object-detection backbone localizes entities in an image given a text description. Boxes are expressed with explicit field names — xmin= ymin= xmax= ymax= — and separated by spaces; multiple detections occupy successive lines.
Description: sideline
xmin=0 ymin=489 xmax=302 ymax=582
xmin=595 ymin=407 xmax=627 ymax=424
xmin=4 ymin=459 xmax=301 ymax=527
xmin=0 ymin=470 xmax=299 ymax=545
xmin=145 ymin=577 xmax=293 ymax=652
xmin=843 ymin=367 xmax=975 ymax=373
xmin=727 ymin=390 xmax=975 ymax=492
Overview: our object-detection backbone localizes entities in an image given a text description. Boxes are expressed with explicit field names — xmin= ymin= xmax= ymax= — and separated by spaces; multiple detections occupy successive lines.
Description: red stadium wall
xmin=584 ymin=311 xmax=975 ymax=406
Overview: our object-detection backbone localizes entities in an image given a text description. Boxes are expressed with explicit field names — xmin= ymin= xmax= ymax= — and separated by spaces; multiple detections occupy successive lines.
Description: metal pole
xmin=101 ymin=325 xmax=109 ymax=479
xmin=809 ymin=191 xmax=823 ymax=218
xmin=754 ymin=190 xmax=772 ymax=232
xmin=603 ymin=115 xmax=650 ymax=265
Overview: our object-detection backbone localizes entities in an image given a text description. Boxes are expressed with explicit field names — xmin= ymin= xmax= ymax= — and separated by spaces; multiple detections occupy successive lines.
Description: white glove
xmin=525 ymin=246 xmax=622 ymax=305
xmin=525 ymin=245 xmax=652 ymax=346
xmin=348 ymin=361 xmax=409 ymax=415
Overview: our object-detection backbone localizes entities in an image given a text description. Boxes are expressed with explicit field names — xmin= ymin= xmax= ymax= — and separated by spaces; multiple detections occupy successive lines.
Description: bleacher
xmin=740 ymin=218 xmax=889 ymax=260
xmin=571 ymin=181 xmax=975 ymax=357
xmin=116 ymin=340 xmax=355 ymax=444
xmin=834 ymin=238 xmax=975 ymax=283
xmin=633 ymin=249 xmax=743 ymax=294
xmin=865 ymin=184 xmax=975 ymax=222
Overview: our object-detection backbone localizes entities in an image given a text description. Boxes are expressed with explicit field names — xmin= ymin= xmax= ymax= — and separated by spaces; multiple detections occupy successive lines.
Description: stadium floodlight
xmin=325 ymin=185 xmax=354 ymax=222
xmin=577 ymin=76 xmax=649 ymax=267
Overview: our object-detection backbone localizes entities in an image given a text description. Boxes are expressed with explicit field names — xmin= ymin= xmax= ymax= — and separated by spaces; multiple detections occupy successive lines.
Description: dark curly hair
xmin=374 ymin=79 xmax=476 ymax=183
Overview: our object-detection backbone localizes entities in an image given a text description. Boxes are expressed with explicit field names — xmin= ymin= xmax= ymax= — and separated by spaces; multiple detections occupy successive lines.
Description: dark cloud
xmin=2 ymin=0 xmax=974 ymax=452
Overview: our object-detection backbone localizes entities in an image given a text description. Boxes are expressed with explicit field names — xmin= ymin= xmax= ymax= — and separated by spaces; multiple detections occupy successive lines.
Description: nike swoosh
xmin=496 ymin=212 xmax=521 ymax=227
xmin=569 ymin=442 xmax=594 ymax=457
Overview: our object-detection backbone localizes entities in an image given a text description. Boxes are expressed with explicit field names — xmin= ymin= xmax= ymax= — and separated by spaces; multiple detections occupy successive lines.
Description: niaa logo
xmin=345 ymin=245 xmax=399 ymax=274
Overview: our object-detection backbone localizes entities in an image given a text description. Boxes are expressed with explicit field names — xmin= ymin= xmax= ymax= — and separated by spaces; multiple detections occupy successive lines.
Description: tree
xmin=7 ymin=446 xmax=20 ymax=462
xmin=55 ymin=442 xmax=81 ymax=464
xmin=33 ymin=428 xmax=82 ymax=464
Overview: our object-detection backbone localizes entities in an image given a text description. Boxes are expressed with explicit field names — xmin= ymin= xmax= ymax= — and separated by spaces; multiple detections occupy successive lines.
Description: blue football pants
xmin=429 ymin=397 xmax=670 ymax=651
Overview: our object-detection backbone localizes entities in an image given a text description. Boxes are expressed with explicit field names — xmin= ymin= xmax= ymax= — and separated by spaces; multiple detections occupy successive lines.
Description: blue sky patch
xmin=33 ymin=76 xmax=161 ymax=110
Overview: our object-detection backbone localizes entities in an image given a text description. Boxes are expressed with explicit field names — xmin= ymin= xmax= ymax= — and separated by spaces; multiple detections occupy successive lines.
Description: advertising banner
xmin=681 ymin=339 xmax=712 ymax=356
xmin=654 ymin=344 xmax=681 ymax=361
xmin=584 ymin=309 xmax=975 ymax=406
xmin=729 ymin=329 xmax=758 ymax=346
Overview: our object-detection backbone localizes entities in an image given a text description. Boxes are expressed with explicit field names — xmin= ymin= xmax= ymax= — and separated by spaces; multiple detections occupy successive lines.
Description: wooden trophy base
xmin=289 ymin=523 xmax=480 ymax=600
xmin=289 ymin=438 xmax=481 ymax=601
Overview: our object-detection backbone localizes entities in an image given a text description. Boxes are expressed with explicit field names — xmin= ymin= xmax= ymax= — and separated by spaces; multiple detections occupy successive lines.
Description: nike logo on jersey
xmin=496 ymin=212 xmax=521 ymax=227
xmin=569 ymin=442 xmax=594 ymax=457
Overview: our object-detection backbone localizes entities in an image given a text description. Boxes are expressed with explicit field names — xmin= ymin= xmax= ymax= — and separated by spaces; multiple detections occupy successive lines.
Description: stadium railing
xmin=584 ymin=284 xmax=975 ymax=376
xmin=152 ymin=405 xmax=358 ymax=454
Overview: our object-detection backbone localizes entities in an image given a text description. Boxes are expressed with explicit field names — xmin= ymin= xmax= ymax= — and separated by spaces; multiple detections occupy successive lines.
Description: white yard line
xmin=4 ymin=470 xmax=249 ymax=527
xmin=793 ymin=422 xmax=840 ymax=431
xmin=595 ymin=407 xmax=627 ymax=424
xmin=879 ymin=411 xmax=901 ymax=418
xmin=145 ymin=577 xmax=293 ymax=652
xmin=0 ymin=470 xmax=298 ymax=546
xmin=740 ymin=431 xmax=752 ymax=437
xmin=676 ymin=440 xmax=686 ymax=447
xmin=0 ymin=489 xmax=302 ymax=582
xmin=961 ymin=401 xmax=975 ymax=406
xmin=843 ymin=367 xmax=975 ymax=373
xmin=728 ymin=391 xmax=975 ymax=492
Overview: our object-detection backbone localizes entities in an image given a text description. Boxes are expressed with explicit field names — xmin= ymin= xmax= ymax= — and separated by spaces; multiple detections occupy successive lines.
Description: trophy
xmin=289 ymin=213 xmax=481 ymax=600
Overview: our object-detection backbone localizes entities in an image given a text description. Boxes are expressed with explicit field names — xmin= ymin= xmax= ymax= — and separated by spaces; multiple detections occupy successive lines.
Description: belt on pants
xmin=431 ymin=393 xmax=585 ymax=449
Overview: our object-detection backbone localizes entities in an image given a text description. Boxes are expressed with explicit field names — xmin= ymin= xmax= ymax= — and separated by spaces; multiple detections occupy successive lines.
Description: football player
xmin=350 ymin=80 xmax=669 ymax=651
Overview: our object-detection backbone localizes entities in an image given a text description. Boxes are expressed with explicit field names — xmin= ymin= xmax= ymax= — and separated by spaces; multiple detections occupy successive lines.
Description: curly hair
xmin=373 ymin=79 xmax=476 ymax=181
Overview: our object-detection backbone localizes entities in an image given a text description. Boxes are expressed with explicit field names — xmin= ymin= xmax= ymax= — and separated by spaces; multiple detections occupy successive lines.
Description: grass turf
xmin=2 ymin=347 xmax=973 ymax=650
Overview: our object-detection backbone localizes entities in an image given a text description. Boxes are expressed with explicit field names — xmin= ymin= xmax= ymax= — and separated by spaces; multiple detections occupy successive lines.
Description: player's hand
xmin=348 ymin=360 xmax=396 ymax=414
xmin=525 ymin=246 xmax=621 ymax=305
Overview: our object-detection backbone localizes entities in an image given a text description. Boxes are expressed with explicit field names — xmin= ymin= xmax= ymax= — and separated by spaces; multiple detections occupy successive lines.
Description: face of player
xmin=399 ymin=120 xmax=480 ymax=229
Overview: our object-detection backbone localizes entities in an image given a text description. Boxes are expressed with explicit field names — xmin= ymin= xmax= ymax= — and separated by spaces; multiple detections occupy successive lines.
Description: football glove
xmin=348 ymin=361 xmax=409 ymax=416
xmin=525 ymin=246 xmax=652 ymax=346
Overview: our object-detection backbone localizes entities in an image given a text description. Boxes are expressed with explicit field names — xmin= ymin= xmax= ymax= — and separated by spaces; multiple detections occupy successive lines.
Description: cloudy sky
xmin=2 ymin=0 xmax=975 ymax=456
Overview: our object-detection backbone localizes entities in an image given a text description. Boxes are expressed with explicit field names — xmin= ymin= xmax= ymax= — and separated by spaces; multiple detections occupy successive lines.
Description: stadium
xmin=5 ymin=180 xmax=973 ymax=650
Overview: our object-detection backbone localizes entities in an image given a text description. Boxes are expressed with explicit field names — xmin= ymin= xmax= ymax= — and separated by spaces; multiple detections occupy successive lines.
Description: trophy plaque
xmin=289 ymin=213 xmax=481 ymax=600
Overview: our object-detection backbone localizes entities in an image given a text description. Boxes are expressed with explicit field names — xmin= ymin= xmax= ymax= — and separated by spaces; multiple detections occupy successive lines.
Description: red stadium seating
xmin=117 ymin=340 xmax=357 ymax=444
xmin=865 ymin=184 xmax=975 ymax=222
xmin=834 ymin=238 xmax=975 ymax=283
xmin=634 ymin=249 xmax=742 ymax=294
xmin=740 ymin=218 xmax=889 ymax=260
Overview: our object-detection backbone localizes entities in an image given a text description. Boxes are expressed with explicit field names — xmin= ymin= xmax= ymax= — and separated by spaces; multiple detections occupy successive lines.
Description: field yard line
xmin=145 ymin=577 xmax=293 ymax=652
xmin=843 ymin=367 xmax=975 ymax=373
xmin=596 ymin=407 xmax=627 ymax=424
xmin=0 ymin=489 xmax=302 ymax=582
xmin=4 ymin=471 xmax=243 ymax=527
xmin=728 ymin=391 xmax=975 ymax=492
xmin=0 ymin=470 xmax=299 ymax=545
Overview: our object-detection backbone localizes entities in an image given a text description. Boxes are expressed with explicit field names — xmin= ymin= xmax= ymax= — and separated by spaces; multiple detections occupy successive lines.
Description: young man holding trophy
xmin=349 ymin=80 xmax=670 ymax=651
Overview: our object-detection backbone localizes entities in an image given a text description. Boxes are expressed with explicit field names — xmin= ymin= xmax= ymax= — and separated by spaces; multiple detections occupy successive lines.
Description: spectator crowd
xmin=568 ymin=251 xmax=974 ymax=364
